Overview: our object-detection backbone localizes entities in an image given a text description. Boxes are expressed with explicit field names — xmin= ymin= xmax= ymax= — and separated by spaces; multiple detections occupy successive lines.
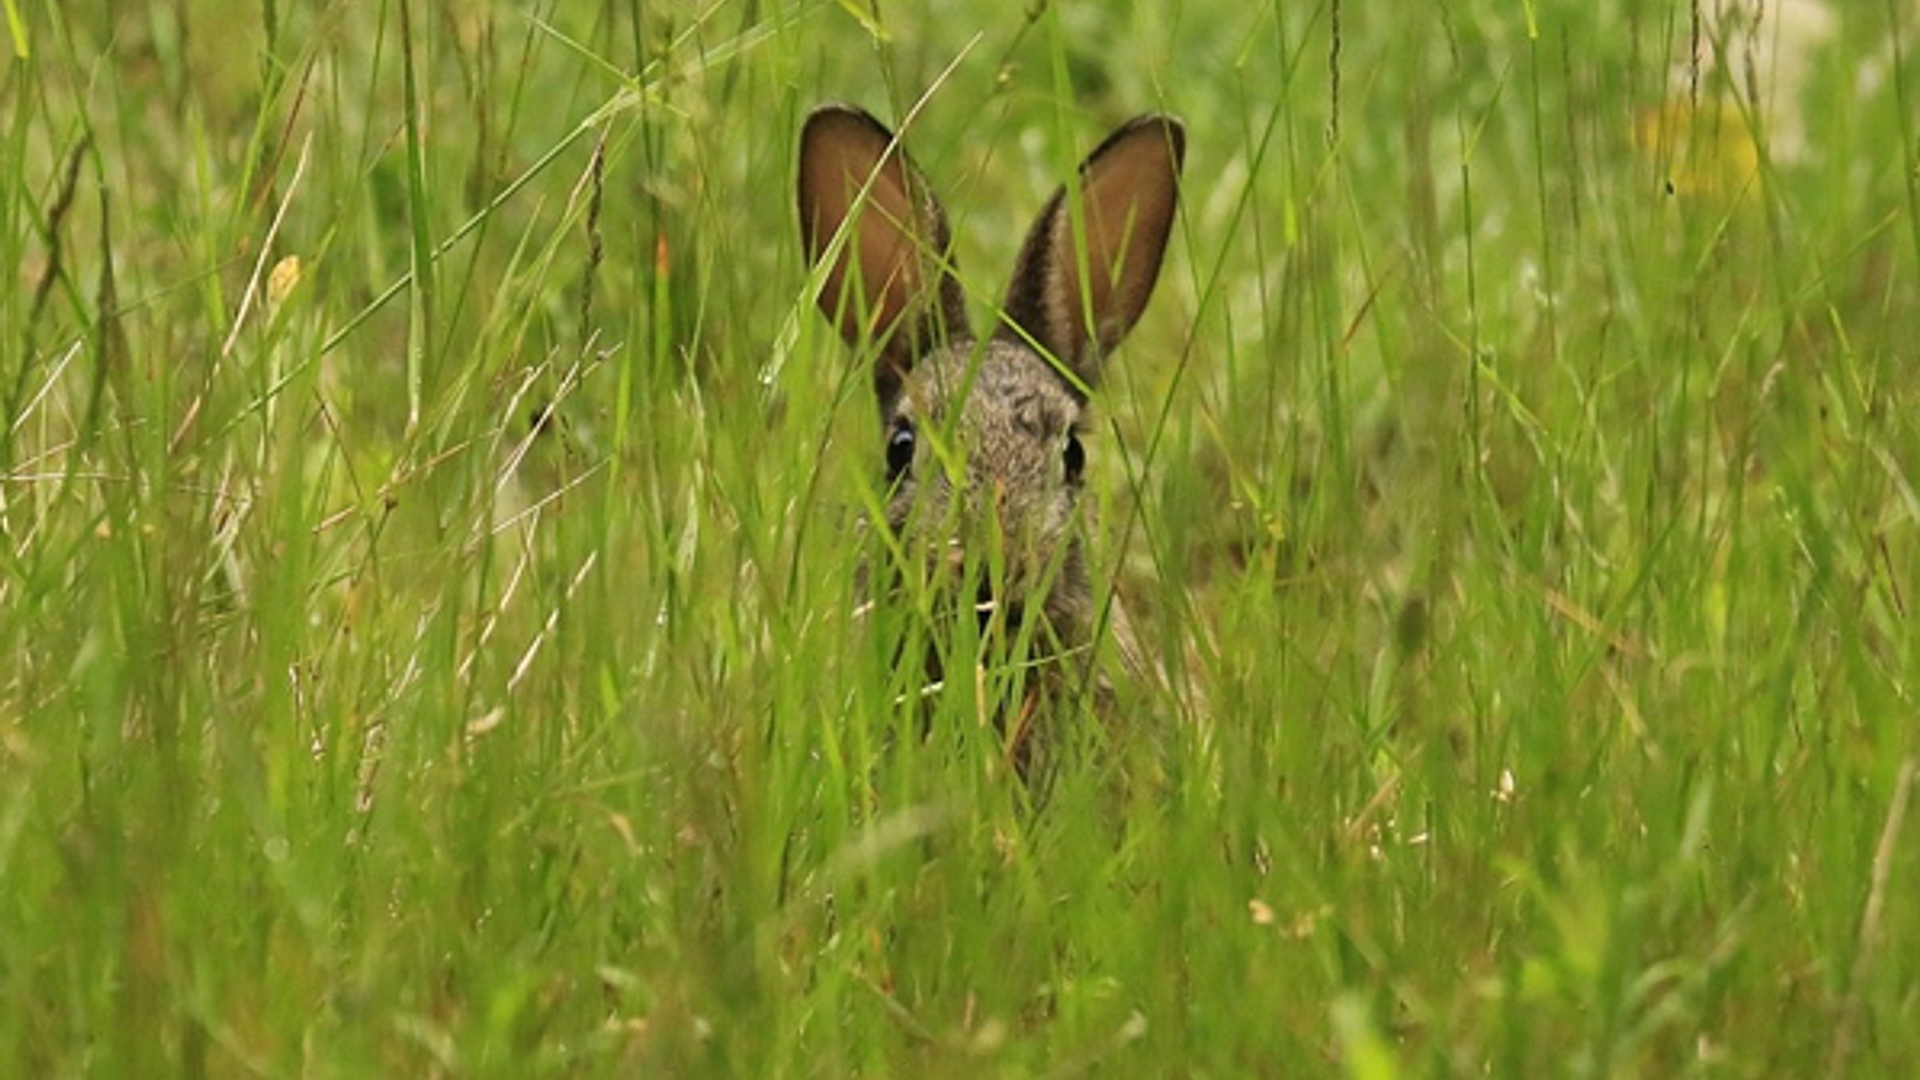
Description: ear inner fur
xmin=999 ymin=116 xmax=1184 ymax=391
xmin=797 ymin=106 xmax=970 ymax=412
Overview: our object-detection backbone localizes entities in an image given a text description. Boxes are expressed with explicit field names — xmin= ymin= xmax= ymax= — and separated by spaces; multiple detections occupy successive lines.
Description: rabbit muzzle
xmin=889 ymin=493 xmax=1090 ymax=665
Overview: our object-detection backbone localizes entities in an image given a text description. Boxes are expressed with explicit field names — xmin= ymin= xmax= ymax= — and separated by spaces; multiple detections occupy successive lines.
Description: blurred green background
xmin=3 ymin=1 xmax=1917 ymax=1075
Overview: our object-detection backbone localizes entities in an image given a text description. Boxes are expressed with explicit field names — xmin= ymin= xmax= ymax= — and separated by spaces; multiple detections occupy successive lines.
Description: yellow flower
xmin=267 ymin=255 xmax=303 ymax=307
xmin=1633 ymin=98 xmax=1761 ymax=196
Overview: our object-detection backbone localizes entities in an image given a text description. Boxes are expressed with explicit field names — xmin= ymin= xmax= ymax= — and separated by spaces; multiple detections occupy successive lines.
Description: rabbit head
xmin=798 ymin=104 xmax=1183 ymax=693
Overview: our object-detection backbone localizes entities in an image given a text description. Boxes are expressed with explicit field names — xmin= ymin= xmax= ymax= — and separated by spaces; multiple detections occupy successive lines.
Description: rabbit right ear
xmin=1000 ymin=115 xmax=1183 ymax=392
xmin=799 ymin=106 xmax=968 ymax=409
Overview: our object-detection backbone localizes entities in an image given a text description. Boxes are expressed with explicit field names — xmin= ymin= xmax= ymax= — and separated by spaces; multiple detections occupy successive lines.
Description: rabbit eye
xmin=1063 ymin=431 xmax=1086 ymax=485
xmin=886 ymin=421 xmax=916 ymax=481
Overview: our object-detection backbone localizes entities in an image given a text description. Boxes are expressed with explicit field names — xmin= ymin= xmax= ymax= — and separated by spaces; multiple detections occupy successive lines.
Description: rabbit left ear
xmin=1000 ymin=116 xmax=1184 ymax=390
xmin=799 ymin=106 xmax=969 ymax=412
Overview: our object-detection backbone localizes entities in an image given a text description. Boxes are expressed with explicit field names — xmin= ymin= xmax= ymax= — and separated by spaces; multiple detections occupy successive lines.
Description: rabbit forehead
xmin=894 ymin=340 xmax=1083 ymax=438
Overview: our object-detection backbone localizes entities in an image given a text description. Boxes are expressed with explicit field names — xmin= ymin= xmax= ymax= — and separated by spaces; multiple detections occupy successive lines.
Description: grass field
xmin=4 ymin=1 xmax=1919 ymax=1075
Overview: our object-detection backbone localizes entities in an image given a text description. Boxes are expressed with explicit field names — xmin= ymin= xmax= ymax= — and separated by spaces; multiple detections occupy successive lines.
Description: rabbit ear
xmin=1000 ymin=116 xmax=1184 ymax=390
xmin=799 ymin=106 xmax=969 ymax=409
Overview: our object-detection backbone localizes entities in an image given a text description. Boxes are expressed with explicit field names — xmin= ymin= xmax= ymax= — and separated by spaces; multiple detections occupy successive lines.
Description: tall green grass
xmin=3 ymin=1 xmax=1917 ymax=1075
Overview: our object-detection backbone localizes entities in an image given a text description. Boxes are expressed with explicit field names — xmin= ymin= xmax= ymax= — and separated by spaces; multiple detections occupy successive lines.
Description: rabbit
xmin=797 ymin=103 xmax=1183 ymax=765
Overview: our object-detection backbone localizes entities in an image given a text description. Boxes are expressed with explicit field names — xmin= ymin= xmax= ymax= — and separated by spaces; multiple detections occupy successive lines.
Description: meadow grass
xmin=3 ymin=1 xmax=1918 ymax=1075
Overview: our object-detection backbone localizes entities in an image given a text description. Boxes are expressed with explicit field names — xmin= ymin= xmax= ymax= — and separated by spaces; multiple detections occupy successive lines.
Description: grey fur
xmin=798 ymin=105 xmax=1183 ymax=753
